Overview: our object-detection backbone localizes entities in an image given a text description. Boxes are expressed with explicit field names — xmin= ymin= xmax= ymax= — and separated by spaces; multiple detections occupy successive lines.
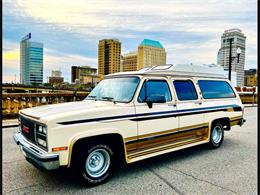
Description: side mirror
xmin=146 ymin=95 xmax=166 ymax=108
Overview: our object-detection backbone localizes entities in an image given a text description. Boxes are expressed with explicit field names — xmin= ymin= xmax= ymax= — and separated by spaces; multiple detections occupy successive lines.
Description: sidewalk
xmin=2 ymin=119 xmax=19 ymax=128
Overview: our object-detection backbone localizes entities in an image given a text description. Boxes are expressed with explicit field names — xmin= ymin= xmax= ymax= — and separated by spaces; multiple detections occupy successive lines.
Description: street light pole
xmin=228 ymin=38 xmax=233 ymax=81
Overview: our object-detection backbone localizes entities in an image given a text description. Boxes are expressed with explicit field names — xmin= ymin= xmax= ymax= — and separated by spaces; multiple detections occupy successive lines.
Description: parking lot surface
xmin=3 ymin=107 xmax=257 ymax=195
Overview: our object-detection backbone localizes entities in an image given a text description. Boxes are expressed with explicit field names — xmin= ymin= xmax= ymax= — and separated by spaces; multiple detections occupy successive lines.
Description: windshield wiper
xmin=101 ymin=96 xmax=114 ymax=101
xmin=101 ymin=96 xmax=117 ymax=104
xmin=87 ymin=95 xmax=96 ymax=99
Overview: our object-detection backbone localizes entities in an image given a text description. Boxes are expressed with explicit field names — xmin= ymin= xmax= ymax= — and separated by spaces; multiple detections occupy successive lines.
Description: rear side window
xmin=138 ymin=80 xmax=172 ymax=103
xmin=198 ymin=80 xmax=236 ymax=99
xmin=173 ymin=80 xmax=198 ymax=101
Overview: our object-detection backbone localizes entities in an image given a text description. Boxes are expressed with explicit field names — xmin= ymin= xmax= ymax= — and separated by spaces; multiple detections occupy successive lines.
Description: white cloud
xmin=3 ymin=0 xmax=257 ymax=82
xmin=15 ymin=0 xmax=256 ymax=32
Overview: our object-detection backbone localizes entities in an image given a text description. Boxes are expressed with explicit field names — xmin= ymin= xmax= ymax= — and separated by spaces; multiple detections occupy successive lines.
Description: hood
xmin=20 ymin=100 xmax=114 ymax=120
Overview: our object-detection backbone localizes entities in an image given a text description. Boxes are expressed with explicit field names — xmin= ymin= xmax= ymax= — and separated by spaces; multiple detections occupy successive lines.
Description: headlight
xmin=36 ymin=124 xmax=47 ymax=149
xmin=42 ymin=127 xmax=47 ymax=134
xmin=37 ymin=138 xmax=47 ymax=147
xmin=36 ymin=124 xmax=47 ymax=135
xmin=38 ymin=126 xmax=43 ymax=133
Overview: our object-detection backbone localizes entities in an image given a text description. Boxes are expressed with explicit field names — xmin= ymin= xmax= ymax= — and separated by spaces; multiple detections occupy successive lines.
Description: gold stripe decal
xmin=125 ymin=123 xmax=209 ymax=156
xmin=124 ymin=123 xmax=208 ymax=143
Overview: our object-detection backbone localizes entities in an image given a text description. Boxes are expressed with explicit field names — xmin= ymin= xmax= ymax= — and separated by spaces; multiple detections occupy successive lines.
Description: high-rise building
xmin=218 ymin=28 xmax=246 ymax=86
xmin=71 ymin=65 xmax=97 ymax=83
xmin=98 ymin=39 xmax=121 ymax=78
xmin=122 ymin=51 xmax=138 ymax=72
xmin=20 ymin=33 xmax=43 ymax=85
xmin=137 ymin=39 xmax=166 ymax=70
xmin=120 ymin=55 xmax=124 ymax=72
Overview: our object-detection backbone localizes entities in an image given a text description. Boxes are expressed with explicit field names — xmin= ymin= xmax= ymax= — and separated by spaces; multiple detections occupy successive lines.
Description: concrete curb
xmin=3 ymin=124 xmax=19 ymax=128
xmin=243 ymin=104 xmax=258 ymax=107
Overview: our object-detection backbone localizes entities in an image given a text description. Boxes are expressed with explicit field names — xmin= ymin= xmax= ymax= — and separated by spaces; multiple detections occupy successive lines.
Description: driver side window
xmin=138 ymin=80 xmax=172 ymax=103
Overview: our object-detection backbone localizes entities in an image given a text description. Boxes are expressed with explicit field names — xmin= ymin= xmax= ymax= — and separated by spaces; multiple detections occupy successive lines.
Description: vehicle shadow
xmin=38 ymin=139 xmax=236 ymax=190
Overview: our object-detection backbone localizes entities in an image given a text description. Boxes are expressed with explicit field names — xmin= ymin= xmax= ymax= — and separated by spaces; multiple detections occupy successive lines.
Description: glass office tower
xmin=20 ymin=33 xmax=43 ymax=85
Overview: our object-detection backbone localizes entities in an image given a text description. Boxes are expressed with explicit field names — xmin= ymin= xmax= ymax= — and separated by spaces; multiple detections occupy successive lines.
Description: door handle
xmin=168 ymin=103 xmax=176 ymax=107
xmin=194 ymin=102 xmax=202 ymax=105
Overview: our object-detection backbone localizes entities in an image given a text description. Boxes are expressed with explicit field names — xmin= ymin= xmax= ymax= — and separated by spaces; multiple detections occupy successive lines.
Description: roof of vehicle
xmin=107 ymin=64 xmax=228 ymax=79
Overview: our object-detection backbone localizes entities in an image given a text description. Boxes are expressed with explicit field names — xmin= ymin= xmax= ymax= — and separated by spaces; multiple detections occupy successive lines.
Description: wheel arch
xmin=210 ymin=117 xmax=230 ymax=130
xmin=68 ymin=133 xmax=127 ymax=168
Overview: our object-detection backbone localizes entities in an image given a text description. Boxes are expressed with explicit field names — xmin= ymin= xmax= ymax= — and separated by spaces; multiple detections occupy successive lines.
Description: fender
xmin=66 ymin=128 xmax=128 ymax=167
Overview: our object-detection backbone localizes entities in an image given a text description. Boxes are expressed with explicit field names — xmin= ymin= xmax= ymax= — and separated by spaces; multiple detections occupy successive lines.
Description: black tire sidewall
xmin=210 ymin=123 xmax=224 ymax=148
xmin=81 ymin=144 xmax=114 ymax=185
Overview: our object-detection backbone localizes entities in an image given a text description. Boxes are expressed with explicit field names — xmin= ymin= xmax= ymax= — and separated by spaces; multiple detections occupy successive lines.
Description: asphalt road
xmin=3 ymin=107 xmax=257 ymax=195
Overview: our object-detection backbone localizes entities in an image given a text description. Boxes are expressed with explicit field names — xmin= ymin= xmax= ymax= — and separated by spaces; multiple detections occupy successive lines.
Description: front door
xmin=129 ymin=77 xmax=179 ymax=159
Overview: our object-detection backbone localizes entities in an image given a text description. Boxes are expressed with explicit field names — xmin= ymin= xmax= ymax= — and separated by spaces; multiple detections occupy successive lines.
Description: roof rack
xmin=107 ymin=64 xmax=227 ymax=79
xmin=137 ymin=64 xmax=227 ymax=78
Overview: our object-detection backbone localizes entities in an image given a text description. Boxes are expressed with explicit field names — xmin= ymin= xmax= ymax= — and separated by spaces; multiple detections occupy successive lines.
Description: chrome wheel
xmin=212 ymin=125 xmax=223 ymax=144
xmin=85 ymin=149 xmax=110 ymax=178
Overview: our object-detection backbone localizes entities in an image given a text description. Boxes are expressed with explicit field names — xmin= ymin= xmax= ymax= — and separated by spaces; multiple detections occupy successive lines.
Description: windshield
xmin=85 ymin=77 xmax=140 ymax=102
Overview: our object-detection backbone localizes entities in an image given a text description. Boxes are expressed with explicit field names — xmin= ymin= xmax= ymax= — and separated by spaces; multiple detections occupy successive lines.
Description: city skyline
xmin=3 ymin=0 xmax=257 ymax=83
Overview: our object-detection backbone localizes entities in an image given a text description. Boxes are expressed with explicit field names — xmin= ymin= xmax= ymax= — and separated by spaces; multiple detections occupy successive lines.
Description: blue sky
xmin=3 ymin=0 xmax=257 ymax=83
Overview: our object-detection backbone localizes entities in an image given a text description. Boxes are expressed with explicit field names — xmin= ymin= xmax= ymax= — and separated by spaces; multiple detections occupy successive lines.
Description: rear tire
xmin=208 ymin=123 xmax=224 ymax=148
xmin=78 ymin=143 xmax=114 ymax=186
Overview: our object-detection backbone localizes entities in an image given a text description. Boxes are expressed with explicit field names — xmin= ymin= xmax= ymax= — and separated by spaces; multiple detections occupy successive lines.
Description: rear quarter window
xmin=198 ymin=80 xmax=236 ymax=99
xmin=173 ymin=80 xmax=198 ymax=101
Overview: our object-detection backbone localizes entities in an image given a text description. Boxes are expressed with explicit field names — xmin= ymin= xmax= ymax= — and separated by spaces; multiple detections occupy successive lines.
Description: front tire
xmin=79 ymin=144 xmax=114 ymax=186
xmin=208 ymin=123 xmax=224 ymax=148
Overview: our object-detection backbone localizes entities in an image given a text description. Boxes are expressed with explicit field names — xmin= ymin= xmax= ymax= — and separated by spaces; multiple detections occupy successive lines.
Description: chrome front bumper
xmin=14 ymin=132 xmax=59 ymax=170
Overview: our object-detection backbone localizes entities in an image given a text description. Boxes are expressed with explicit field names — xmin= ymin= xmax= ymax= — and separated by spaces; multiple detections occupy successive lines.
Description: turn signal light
xmin=52 ymin=146 xmax=68 ymax=152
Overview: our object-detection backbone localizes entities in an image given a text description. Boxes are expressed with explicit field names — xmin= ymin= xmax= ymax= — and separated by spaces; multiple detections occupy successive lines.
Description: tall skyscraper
xmin=98 ymin=39 xmax=121 ymax=78
xmin=20 ymin=33 xmax=43 ymax=85
xmin=218 ymin=29 xmax=246 ymax=86
xmin=122 ymin=51 xmax=138 ymax=72
xmin=137 ymin=39 xmax=166 ymax=70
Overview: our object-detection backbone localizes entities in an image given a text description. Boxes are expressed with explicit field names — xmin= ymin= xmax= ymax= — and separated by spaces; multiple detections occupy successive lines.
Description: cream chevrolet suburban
xmin=14 ymin=64 xmax=245 ymax=185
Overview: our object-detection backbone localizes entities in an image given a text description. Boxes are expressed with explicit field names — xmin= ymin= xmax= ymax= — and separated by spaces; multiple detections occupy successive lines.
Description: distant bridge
xmin=2 ymin=83 xmax=88 ymax=93
xmin=2 ymin=91 xmax=89 ymax=119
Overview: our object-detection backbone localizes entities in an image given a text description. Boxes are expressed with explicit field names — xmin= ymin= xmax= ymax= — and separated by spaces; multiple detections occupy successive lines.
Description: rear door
xmin=172 ymin=79 xmax=208 ymax=140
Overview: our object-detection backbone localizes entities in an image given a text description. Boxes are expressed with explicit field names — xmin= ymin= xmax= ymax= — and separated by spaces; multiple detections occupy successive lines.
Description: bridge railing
xmin=2 ymin=92 xmax=89 ymax=119
xmin=1 ymin=91 xmax=257 ymax=119
xmin=238 ymin=92 xmax=258 ymax=104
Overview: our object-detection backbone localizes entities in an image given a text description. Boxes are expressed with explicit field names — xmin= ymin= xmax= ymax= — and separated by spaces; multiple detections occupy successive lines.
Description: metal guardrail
xmin=238 ymin=92 xmax=258 ymax=104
